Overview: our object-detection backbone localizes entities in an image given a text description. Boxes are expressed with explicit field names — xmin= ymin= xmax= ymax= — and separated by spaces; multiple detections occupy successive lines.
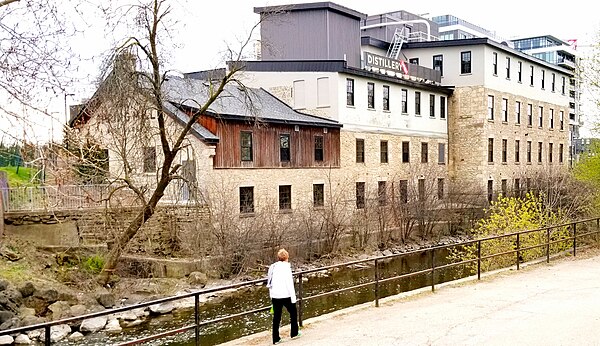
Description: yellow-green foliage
xmin=449 ymin=193 xmax=571 ymax=275
xmin=573 ymin=140 xmax=600 ymax=212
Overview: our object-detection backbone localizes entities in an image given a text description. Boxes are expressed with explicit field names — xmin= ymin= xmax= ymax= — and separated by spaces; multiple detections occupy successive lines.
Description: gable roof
xmin=163 ymin=76 xmax=342 ymax=128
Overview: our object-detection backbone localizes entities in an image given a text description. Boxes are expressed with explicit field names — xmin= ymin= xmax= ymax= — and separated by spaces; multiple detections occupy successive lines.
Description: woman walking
xmin=267 ymin=248 xmax=300 ymax=344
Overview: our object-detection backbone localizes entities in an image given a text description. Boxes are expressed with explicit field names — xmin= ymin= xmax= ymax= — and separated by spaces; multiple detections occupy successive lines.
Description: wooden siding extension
xmin=214 ymin=121 xmax=340 ymax=168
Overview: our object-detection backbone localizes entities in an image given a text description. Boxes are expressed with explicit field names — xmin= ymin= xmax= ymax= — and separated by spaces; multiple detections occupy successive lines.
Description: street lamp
xmin=64 ymin=93 xmax=75 ymax=125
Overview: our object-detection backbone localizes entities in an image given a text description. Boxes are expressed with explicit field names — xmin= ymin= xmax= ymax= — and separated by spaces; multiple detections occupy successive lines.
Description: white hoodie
xmin=267 ymin=261 xmax=297 ymax=303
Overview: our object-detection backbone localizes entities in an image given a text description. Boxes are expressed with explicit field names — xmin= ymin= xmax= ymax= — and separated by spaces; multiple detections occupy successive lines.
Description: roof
xmin=163 ymin=76 xmax=342 ymax=128
xmin=254 ymin=2 xmax=367 ymax=20
xmin=162 ymin=102 xmax=219 ymax=144
xmin=402 ymin=38 xmax=573 ymax=75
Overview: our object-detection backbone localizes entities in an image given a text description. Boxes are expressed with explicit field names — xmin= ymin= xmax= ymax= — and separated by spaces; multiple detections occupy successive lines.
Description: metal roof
xmin=254 ymin=2 xmax=367 ymax=20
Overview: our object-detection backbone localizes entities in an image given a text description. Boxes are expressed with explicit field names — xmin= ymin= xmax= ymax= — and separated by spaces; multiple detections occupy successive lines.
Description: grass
xmin=0 ymin=166 xmax=38 ymax=186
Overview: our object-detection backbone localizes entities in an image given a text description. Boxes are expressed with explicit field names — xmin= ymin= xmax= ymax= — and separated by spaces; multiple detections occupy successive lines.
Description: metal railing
xmin=1 ymin=217 xmax=599 ymax=345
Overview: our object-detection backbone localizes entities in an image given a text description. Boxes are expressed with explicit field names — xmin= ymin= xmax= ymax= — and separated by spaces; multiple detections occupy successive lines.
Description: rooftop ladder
xmin=387 ymin=27 xmax=406 ymax=60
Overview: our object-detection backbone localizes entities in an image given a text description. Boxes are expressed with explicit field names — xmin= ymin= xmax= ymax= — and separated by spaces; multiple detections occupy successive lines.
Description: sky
xmin=14 ymin=0 xmax=600 ymax=143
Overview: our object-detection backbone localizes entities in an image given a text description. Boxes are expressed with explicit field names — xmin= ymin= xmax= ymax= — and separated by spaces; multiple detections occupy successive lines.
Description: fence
xmin=1 ymin=216 xmax=598 ymax=345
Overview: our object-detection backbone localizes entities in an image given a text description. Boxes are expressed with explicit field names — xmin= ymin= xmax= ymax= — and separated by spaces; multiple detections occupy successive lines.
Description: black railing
xmin=1 ymin=217 xmax=599 ymax=345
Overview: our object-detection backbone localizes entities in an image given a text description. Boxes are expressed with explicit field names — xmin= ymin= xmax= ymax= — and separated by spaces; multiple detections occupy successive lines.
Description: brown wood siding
xmin=199 ymin=115 xmax=217 ymax=135
xmin=214 ymin=121 xmax=340 ymax=168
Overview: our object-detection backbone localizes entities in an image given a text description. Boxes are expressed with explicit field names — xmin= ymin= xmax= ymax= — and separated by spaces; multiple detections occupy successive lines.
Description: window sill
xmin=488 ymin=162 xmax=494 ymax=165
xmin=506 ymin=78 xmax=511 ymax=81
xmin=279 ymin=209 xmax=293 ymax=214
xmin=502 ymin=121 xmax=508 ymax=125
xmin=515 ymin=162 xmax=520 ymax=165
xmin=527 ymin=162 xmax=532 ymax=165
xmin=487 ymin=119 xmax=494 ymax=122
xmin=316 ymin=105 xmax=331 ymax=109
xmin=367 ymin=107 xmax=376 ymax=111
xmin=440 ymin=117 xmax=447 ymax=120
xmin=502 ymin=162 xmax=508 ymax=165
xmin=515 ymin=123 xmax=521 ymax=126
xmin=346 ymin=105 xmax=355 ymax=109
xmin=460 ymin=73 xmax=472 ymax=76
xmin=438 ymin=162 xmax=446 ymax=165
xmin=239 ymin=213 xmax=256 ymax=218
xmin=383 ymin=110 xmax=391 ymax=113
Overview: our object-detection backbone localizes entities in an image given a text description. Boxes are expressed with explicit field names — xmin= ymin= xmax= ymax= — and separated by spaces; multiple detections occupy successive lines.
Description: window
xmin=488 ymin=138 xmax=494 ymax=163
xmin=401 ymin=89 xmax=408 ymax=113
xmin=429 ymin=94 xmax=435 ymax=117
xmin=560 ymin=111 xmax=564 ymax=130
xmin=518 ymin=61 xmax=522 ymax=82
xmin=492 ymin=52 xmax=498 ymax=75
xmin=399 ymin=180 xmax=408 ymax=203
xmin=437 ymin=178 xmax=444 ymax=199
xmin=279 ymin=185 xmax=292 ymax=210
xmin=487 ymin=180 xmax=493 ymax=202
xmin=314 ymin=136 xmax=324 ymax=161
xmin=538 ymin=142 xmax=543 ymax=163
xmin=549 ymin=143 xmax=553 ymax=163
xmin=241 ymin=131 xmax=253 ymax=161
xmin=440 ymin=96 xmax=446 ymax=119
xmin=293 ymin=80 xmax=305 ymax=109
xmin=502 ymin=98 xmax=508 ymax=122
xmin=317 ymin=77 xmax=329 ymax=107
xmin=506 ymin=57 xmax=511 ymax=79
xmin=418 ymin=179 xmax=425 ymax=201
xmin=280 ymin=134 xmax=290 ymax=162
xmin=501 ymin=179 xmax=507 ymax=196
xmin=356 ymin=139 xmax=364 ymax=163
xmin=239 ymin=187 xmax=254 ymax=213
xmin=438 ymin=143 xmax=445 ymax=164
xmin=409 ymin=58 xmax=419 ymax=65
xmin=549 ymin=109 xmax=554 ymax=129
xmin=383 ymin=85 xmax=390 ymax=111
xmin=346 ymin=79 xmax=354 ymax=106
xmin=313 ymin=184 xmax=324 ymax=207
xmin=515 ymin=101 xmax=521 ymax=124
xmin=380 ymin=140 xmax=388 ymax=163
xmin=515 ymin=140 xmax=520 ymax=163
xmin=433 ymin=55 xmax=443 ymax=76
xmin=527 ymin=141 xmax=532 ymax=163
xmin=367 ymin=82 xmax=375 ymax=109
xmin=415 ymin=91 xmax=421 ymax=115
xmin=356 ymin=182 xmax=365 ymax=209
xmin=378 ymin=181 xmax=387 ymax=206
xmin=514 ymin=178 xmax=521 ymax=197
xmin=562 ymin=76 xmax=566 ymax=94
xmin=541 ymin=70 xmax=545 ymax=89
xmin=538 ymin=106 xmax=543 ymax=128
xmin=402 ymin=141 xmax=410 ymax=163
xmin=461 ymin=51 xmax=472 ymax=74
xmin=559 ymin=143 xmax=564 ymax=163
xmin=530 ymin=65 xmax=534 ymax=86
xmin=551 ymin=73 xmax=556 ymax=92
xmin=141 ymin=146 xmax=157 ymax=173
xmin=502 ymin=139 xmax=507 ymax=163
xmin=527 ymin=104 xmax=533 ymax=126
xmin=487 ymin=95 xmax=494 ymax=120
xmin=421 ymin=142 xmax=428 ymax=163
xmin=526 ymin=178 xmax=531 ymax=192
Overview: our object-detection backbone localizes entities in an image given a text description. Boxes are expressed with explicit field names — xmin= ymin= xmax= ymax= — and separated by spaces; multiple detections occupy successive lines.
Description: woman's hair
xmin=277 ymin=248 xmax=289 ymax=261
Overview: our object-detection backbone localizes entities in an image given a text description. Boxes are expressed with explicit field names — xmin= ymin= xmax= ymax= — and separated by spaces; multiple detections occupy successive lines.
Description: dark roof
xmin=254 ymin=2 xmax=366 ymax=20
xmin=233 ymin=60 xmax=454 ymax=95
xmin=162 ymin=102 xmax=219 ymax=144
xmin=163 ymin=76 xmax=342 ymax=128
xmin=402 ymin=38 xmax=573 ymax=75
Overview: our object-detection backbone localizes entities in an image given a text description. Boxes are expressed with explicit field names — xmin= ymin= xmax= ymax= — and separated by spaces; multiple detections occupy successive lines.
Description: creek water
xmin=58 ymin=248 xmax=463 ymax=346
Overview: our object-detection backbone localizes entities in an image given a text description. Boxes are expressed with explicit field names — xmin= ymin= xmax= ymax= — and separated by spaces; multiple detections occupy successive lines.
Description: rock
xmin=96 ymin=293 xmax=116 ymax=308
xmin=14 ymin=334 xmax=31 ymax=344
xmin=104 ymin=318 xmax=122 ymax=332
xmin=18 ymin=307 xmax=35 ymax=318
xmin=26 ymin=328 xmax=42 ymax=340
xmin=0 ymin=335 xmax=13 ymax=345
xmin=68 ymin=331 xmax=84 ymax=341
xmin=48 ymin=301 xmax=72 ymax=320
xmin=382 ymin=250 xmax=393 ymax=256
xmin=80 ymin=316 xmax=107 ymax=333
xmin=21 ymin=315 xmax=44 ymax=326
xmin=0 ymin=280 xmax=8 ymax=292
xmin=0 ymin=316 xmax=20 ymax=330
xmin=39 ymin=324 xmax=71 ymax=343
xmin=0 ymin=311 xmax=14 ymax=324
xmin=188 ymin=272 xmax=208 ymax=287
xmin=58 ymin=292 xmax=78 ymax=305
xmin=149 ymin=302 xmax=175 ymax=315
xmin=69 ymin=304 xmax=87 ymax=317
xmin=0 ymin=288 xmax=23 ymax=313
xmin=116 ymin=311 xmax=138 ymax=321
xmin=358 ymin=254 xmax=369 ymax=260
xmin=18 ymin=283 xmax=35 ymax=298
xmin=33 ymin=289 xmax=58 ymax=305
xmin=121 ymin=319 xmax=143 ymax=328
xmin=0 ymin=246 xmax=21 ymax=261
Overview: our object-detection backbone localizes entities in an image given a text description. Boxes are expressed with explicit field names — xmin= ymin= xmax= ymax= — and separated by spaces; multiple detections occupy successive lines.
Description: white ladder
xmin=387 ymin=27 xmax=406 ymax=60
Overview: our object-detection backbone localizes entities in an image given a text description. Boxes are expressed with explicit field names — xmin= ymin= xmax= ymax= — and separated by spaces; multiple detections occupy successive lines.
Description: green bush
xmin=82 ymin=255 xmax=105 ymax=274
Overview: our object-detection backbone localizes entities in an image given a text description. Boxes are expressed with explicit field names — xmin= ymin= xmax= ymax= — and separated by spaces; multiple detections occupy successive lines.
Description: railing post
xmin=194 ymin=293 xmax=200 ymax=346
xmin=573 ymin=223 xmax=577 ymax=257
xmin=298 ymin=273 xmax=303 ymax=327
xmin=45 ymin=326 xmax=51 ymax=346
xmin=477 ymin=240 xmax=481 ymax=280
xmin=29 ymin=187 xmax=33 ymax=211
xmin=516 ymin=233 xmax=520 ymax=270
xmin=546 ymin=228 xmax=551 ymax=263
xmin=431 ymin=249 xmax=435 ymax=292
xmin=374 ymin=259 xmax=379 ymax=308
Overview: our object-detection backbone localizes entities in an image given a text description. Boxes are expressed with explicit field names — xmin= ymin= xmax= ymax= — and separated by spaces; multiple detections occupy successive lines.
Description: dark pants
xmin=271 ymin=297 xmax=298 ymax=344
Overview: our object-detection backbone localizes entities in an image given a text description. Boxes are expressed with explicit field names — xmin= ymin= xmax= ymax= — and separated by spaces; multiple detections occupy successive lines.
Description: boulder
xmin=121 ymin=319 xmax=143 ymax=328
xmin=33 ymin=289 xmax=58 ymax=305
xmin=68 ymin=331 xmax=84 ymax=341
xmin=0 ymin=311 xmax=14 ymax=324
xmin=149 ymin=302 xmax=174 ymax=315
xmin=21 ymin=315 xmax=45 ymax=327
xmin=69 ymin=304 xmax=87 ymax=317
xmin=18 ymin=283 xmax=35 ymax=298
xmin=0 ymin=335 xmax=13 ymax=345
xmin=39 ymin=324 xmax=71 ymax=343
xmin=188 ymin=272 xmax=208 ymax=287
xmin=26 ymin=328 xmax=42 ymax=340
xmin=14 ymin=334 xmax=31 ymax=344
xmin=116 ymin=311 xmax=137 ymax=321
xmin=104 ymin=318 xmax=122 ymax=332
xmin=48 ymin=301 xmax=71 ymax=320
xmin=96 ymin=293 xmax=116 ymax=308
xmin=0 ymin=316 xmax=20 ymax=330
xmin=0 ymin=246 xmax=20 ymax=261
xmin=18 ymin=307 xmax=35 ymax=318
xmin=79 ymin=316 xmax=107 ymax=333
xmin=0 ymin=288 xmax=23 ymax=313
xmin=382 ymin=250 xmax=393 ymax=256
xmin=0 ymin=280 xmax=8 ymax=292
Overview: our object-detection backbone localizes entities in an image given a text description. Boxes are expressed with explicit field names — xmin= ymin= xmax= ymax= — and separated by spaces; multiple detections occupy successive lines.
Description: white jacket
xmin=267 ymin=261 xmax=297 ymax=303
